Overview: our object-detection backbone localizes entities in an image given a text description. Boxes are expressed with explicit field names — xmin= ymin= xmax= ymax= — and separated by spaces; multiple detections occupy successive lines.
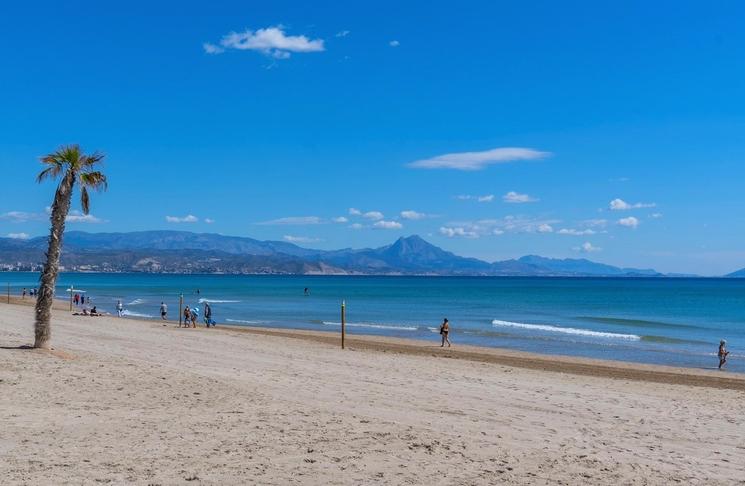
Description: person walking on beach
xmin=204 ymin=303 xmax=212 ymax=327
xmin=73 ymin=293 xmax=79 ymax=306
xmin=718 ymin=340 xmax=729 ymax=369
xmin=191 ymin=306 xmax=199 ymax=328
xmin=160 ymin=301 xmax=168 ymax=320
xmin=116 ymin=300 xmax=124 ymax=317
xmin=439 ymin=318 xmax=451 ymax=347
xmin=182 ymin=306 xmax=191 ymax=328
xmin=22 ymin=288 xmax=26 ymax=299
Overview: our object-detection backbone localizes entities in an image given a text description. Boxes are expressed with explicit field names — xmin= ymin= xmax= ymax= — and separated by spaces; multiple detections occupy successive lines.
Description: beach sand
xmin=1 ymin=302 xmax=744 ymax=485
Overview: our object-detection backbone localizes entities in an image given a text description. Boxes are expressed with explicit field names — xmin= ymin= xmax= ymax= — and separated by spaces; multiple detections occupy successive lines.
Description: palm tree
xmin=34 ymin=145 xmax=107 ymax=349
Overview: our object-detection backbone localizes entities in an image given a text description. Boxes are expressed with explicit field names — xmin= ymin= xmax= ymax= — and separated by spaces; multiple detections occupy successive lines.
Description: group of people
xmin=179 ymin=302 xmax=215 ymax=328
xmin=21 ymin=288 xmax=38 ymax=298
xmin=73 ymin=293 xmax=90 ymax=306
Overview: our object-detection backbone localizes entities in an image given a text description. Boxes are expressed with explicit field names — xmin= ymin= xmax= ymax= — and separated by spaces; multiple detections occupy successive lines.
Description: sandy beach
xmin=1 ymin=301 xmax=744 ymax=485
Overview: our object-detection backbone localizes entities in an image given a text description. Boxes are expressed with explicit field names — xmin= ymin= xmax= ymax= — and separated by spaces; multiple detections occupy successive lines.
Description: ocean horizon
xmin=4 ymin=271 xmax=743 ymax=373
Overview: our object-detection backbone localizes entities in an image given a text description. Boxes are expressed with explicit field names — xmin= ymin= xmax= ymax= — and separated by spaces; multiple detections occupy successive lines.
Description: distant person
xmin=204 ymin=303 xmax=213 ymax=327
xmin=22 ymin=288 xmax=26 ymax=299
xmin=160 ymin=301 xmax=168 ymax=320
xmin=116 ymin=300 xmax=124 ymax=317
xmin=90 ymin=306 xmax=98 ymax=316
xmin=191 ymin=306 xmax=199 ymax=328
xmin=182 ymin=306 xmax=191 ymax=328
xmin=304 ymin=287 xmax=310 ymax=296
xmin=439 ymin=318 xmax=451 ymax=348
xmin=718 ymin=340 xmax=730 ymax=370
xmin=87 ymin=295 xmax=91 ymax=305
xmin=73 ymin=293 xmax=79 ymax=306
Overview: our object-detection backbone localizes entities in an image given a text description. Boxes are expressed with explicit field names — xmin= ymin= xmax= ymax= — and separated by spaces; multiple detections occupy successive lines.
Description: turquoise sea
xmin=3 ymin=272 xmax=744 ymax=373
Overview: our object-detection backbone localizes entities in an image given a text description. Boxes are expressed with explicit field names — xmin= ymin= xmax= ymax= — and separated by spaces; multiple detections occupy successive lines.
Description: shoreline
xmin=4 ymin=297 xmax=744 ymax=391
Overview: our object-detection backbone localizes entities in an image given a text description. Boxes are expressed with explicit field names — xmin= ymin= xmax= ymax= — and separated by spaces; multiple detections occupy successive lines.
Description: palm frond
xmin=79 ymin=171 xmax=108 ymax=192
xmin=80 ymin=187 xmax=90 ymax=214
xmin=81 ymin=151 xmax=105 ymax=168
xmin=36 ymin=165 xmax=62 ymax=183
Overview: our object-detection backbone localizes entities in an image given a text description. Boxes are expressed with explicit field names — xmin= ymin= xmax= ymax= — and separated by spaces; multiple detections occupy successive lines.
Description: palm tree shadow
xmin=0 ymin=345 xmax=34 ymax=350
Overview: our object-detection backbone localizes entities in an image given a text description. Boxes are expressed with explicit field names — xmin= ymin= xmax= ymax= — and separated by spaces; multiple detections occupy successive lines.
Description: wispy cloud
xmin=558 ymin=228 xmax=596 ymax=236
xmin=373 ymin=220 xmax=402 ymax=229
xmin=609 ymin=198 xmax=656 ymax=211
xmin=0 ymin=211 xmax=45 ymax=223
xmin=204 ymin=218 xmax=215 ymax=224
xmin=349 ymin=223 xmax=364 ymax=230
xmin=439 ymin=226 xmax=479 ymax=239
xmin=618 ymin=216 xmax=640 ymax=229
xmin=408 ymin=147 xmax=550 ymax=171
xmin=335 ymin=30 xmax=350 ymax=38
xmin=455 ymin=194 xmax=494 ymax=203
xmin=503 ymin=191 xmax=538 ymax=204
xmin=6 ymin=232 xmax=30 ymax=239
xmin=574 ymin=242 xmax=601 ymax=253
xmin=649 ymin=213 xmax=663 ymax=219
xmin=283 ymin=235 xmax=322 ymax=244
xmin=204 ymin=26 xmax=325 ymax=59
xmin=363 ymin=211 xmax=384 ymax=221
xmin=257 ymin=216 xmax=322 ymax=225
xmin=332 ymin=216 xmax=348 ymax=223
xmin=400 ymin=210 xmax=432 ymax=220
xmin=166 ymin=215 xmax=198 ymax=223
xmin=348 ymin=208 xmax=362 ymax=216
xmin=537 ymin=224 xmax=554 ymax=233
xmin=389 ymin=40 xmax=400 ymax=47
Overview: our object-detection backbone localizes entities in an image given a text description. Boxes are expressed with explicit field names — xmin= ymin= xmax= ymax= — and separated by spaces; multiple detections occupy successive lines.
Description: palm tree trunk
xmin=34 ymin=172 xmax=74 ymax=349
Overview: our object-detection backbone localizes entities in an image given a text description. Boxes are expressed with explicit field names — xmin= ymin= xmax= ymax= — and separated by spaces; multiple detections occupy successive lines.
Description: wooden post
xmin=6 ymin=283 xmax=9 ymax=304
xmin=341 ymin=300 xmax=346 ymax=349
xmin=69 ymin=284 xmax=74 ymax=311
xmin=179 ymin=293 xmax=183 ymax=326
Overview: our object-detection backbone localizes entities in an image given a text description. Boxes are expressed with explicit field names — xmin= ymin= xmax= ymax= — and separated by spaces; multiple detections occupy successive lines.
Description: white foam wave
xmin=492 ymin=319 xmax=640 ymax=341
xmin=127 ymin=298 xmax=145 ymax=306
xmin=322 ymin=321 xmax=418 ymax=332
xmin=199 ymin=299 xmax=241 ymax=304
xmin=122 ymin=310 xmax=155 ymax=319
xmin=225 ymin=318 xmax=268 ymax=325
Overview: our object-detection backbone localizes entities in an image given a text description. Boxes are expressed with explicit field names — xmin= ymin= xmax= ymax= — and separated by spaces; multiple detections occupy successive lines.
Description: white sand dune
xmin=1 ymin=302 xmax=744 ymax=485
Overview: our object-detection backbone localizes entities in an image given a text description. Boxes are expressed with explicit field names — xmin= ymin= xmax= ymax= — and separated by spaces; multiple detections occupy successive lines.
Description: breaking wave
xmin=492 ymin=319 xmax=640 ymax=341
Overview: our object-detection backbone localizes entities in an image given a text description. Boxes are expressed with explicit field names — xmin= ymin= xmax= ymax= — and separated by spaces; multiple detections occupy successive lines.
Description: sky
xmin=1 ymin=0 xmax=744 ymax=276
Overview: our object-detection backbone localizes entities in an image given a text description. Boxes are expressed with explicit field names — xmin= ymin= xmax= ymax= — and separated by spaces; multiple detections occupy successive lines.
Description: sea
xmin=3 ymin=272 xmax=744 ymax=373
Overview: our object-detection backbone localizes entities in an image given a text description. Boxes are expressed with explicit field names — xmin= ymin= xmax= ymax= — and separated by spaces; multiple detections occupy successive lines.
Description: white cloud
xmin=650 ymin=213 xmax=663 ymax=219
xmin=373 ymin=220 xmax=402 ymax=229
xmin=609 ymin=198 xmax=656 ymax=211
xmin=363 ymin=211 xmax=384 ymax=221
xmin=439 ymin=226 xmax=479 ymax=239
xmin=582 ymin=219 xmax=608 ymax=228
xmin=348 ymin=208 xmax=362 ymax=216
xmin=408 ymin=147 xmax=550 ymax=171
xmin=455 ymin=194 xmax=494 ymax=203
xmin=332 ymin=216 xmax=348 ymax=223
xmin=6 ymin=232 xmax=30 ymax=239
xmin=165 ymin=214 xmax=198 ymax=223
xmin=558 ymin=228 xmax=597 ymax=236
xmin=618 ymin=216 xmax=640 ymax=229
xmin=400 ymin=210 xmax=428 ymax=220
xmin=574 ymin=242 xmax=601 ymax=253
xmin=492 ymin=229 xmax=505 ymax=235
xmin=257 ymin=216 xmax=322 ymax=225
xmin=335 ymin=30 xmax=350 ymax=37
xmin=537 ymin=224 xmax=554 ymax=233
xmin=204 ymin=218 xmax=215 ymax=224
xmin=443 ymin=216 xmax=561 ymax=238
xmin=0 ymin=211 xmax=45 ymax=223
xmin=349 ymin=223 xmax=364 ymax=230
xmin=67 ymin=210 xmax=104 ymax=223
xmin=503 ymin=191 xmax=538 ymax=204
xmin=204 ymin=26 xmax=325 ymax=59
xmin=389 ymin=40 xmax=400 ymax=47
xmin=283 ymin=235 xmax=322 ymax=244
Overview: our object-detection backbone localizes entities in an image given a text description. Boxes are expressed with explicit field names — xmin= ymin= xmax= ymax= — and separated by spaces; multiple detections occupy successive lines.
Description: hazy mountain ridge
xmin=0 ymin=231 xmax=675 ymax=276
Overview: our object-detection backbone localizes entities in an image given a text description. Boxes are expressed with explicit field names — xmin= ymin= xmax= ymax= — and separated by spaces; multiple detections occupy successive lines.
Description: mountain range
xmin=0 ymin=230 xmax=678 ymax=277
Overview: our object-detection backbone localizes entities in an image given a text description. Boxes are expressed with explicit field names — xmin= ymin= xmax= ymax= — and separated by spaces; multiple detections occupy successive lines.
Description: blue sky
xmin=1 ymin=0 xmax=744 ymax=275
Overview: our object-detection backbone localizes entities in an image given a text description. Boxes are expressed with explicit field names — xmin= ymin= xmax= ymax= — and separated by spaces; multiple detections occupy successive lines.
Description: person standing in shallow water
xmin=116 ymin=300 xmax=123 ymax=317
xmin=718 ymin=340 xmax=729 ymax=369
xmin=160 ymin=301 xmax=168 ymax=320
xmin=440 ymin=318 xmax=451 ymax=347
